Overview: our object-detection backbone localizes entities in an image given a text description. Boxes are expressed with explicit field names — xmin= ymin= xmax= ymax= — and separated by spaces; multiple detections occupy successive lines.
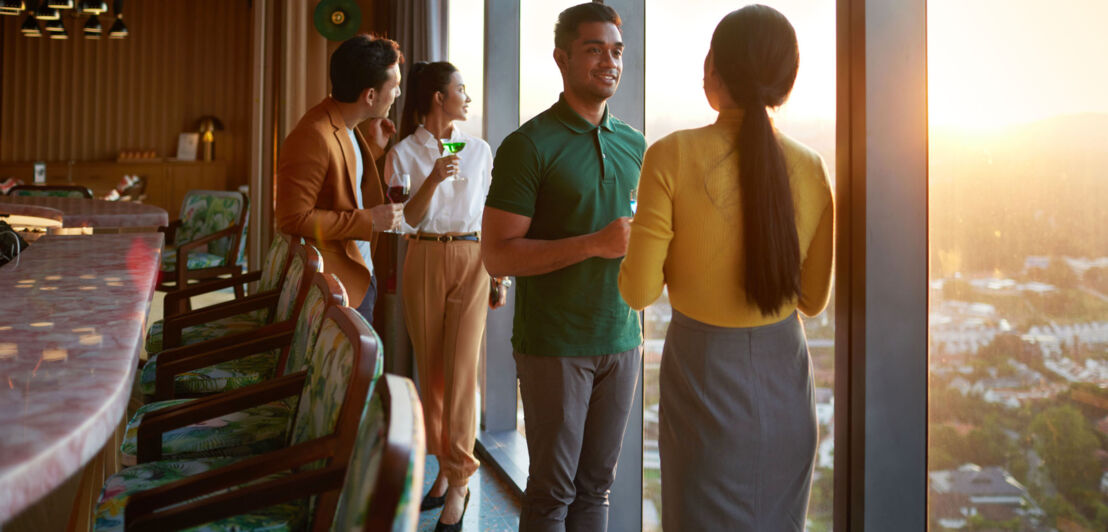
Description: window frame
xmin=477 ymin=0 xmax=931 ymax=530
xmin=834 ymin=0 xmax=929 ymax=530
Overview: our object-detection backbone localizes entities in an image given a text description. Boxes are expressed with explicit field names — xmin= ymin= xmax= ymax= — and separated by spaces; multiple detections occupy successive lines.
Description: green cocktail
xmin=441 ymin=141 xmax=466 ymax=154
xmin=441 ymin=141 xmax=467 ymax=181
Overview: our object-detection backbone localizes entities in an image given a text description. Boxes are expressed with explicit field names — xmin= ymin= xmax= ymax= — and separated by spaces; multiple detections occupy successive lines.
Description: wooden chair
xmin=120 ymin=374 xmax=423 ymax=532
xmin=121 ymin=271 xmax=349 ymax=466
xmin=139 ymin=243 xmax=321 ymax=399
xmin=156 ymin=190 xmax=248 ymax=293
xmin=160 ymin=233 xmax=300 ymax=319
xmin=92 ymin=306 xmax=385 ymax=532
xmin=8 ymin=184 xmax=94 ymax=198
xmin=330 ymin=374 xmax=425 ymax=531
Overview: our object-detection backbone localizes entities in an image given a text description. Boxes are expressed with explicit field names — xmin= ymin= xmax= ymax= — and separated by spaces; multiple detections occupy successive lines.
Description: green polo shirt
xmin=487 ymin=95 xmax=646 ymax=357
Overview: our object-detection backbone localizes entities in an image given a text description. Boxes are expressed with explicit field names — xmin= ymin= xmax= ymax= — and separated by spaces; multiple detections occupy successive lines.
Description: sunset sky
xmin=450 ymin=0 xmax=1108 ymax=138
xmin=929 ymin=0 xmax=1108 ymax=129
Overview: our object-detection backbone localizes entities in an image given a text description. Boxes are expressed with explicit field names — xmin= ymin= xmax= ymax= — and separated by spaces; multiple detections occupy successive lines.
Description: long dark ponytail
xmin=711 ymin=5 xmax=801 ymax=316
xmin=398 ymin=61 xmax=458 ymax=141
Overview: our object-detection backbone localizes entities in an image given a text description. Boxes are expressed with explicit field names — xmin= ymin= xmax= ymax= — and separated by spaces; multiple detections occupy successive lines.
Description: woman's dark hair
xmin=330 ymin=33 xmax=404 ymax=103
xmin=711 ymin=5 xmax=801 ymax=316
xmin=398 ymin=61 xmax=459 ymax=141
xmin=554 ymin=3 xmax=621 ymax=52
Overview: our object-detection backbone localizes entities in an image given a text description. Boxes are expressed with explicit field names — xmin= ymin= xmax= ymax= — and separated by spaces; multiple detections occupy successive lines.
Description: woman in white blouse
xmin=384 ymin=61 xmax=502 ymax=531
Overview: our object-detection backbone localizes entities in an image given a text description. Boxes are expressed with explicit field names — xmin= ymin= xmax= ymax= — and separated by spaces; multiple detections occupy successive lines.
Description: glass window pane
xmin=928 ymin=2 xmax=1108 ymax=530
xmin=644 ymin=2 xmax=836 ymax=530
xmin=514 ymin=0 xmax=586 ymax=441
xmin=447 ymin=0 xmax=485 ymax=138
xmin=519 ymin=1 xmax=584 ymax=125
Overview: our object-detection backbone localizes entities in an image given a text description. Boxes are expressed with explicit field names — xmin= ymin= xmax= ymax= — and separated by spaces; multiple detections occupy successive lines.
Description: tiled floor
xmin=416 ymin=455 xmax=522 ymax=531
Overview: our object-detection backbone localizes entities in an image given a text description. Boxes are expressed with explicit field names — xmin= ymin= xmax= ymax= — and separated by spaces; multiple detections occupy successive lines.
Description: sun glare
xmin=928 ymin=0 xmax=1108 ymax=130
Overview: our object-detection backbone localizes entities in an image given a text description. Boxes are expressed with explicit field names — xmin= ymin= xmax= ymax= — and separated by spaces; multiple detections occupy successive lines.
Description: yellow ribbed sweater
xmin=619 ymin=108 xmax=834 ymax=327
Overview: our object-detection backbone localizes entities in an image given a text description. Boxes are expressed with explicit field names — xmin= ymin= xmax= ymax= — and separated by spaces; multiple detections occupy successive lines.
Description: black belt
xmin=408 ymin=232 xmax=480 ymax=243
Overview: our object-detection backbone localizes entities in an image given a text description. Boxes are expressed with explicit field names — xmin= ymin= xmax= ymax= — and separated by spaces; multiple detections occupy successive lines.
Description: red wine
xmin=387 ymin=186 xmax=409 ymax=203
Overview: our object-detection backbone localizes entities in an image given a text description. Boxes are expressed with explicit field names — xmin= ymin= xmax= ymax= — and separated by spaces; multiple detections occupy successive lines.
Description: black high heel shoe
xmin=420 ymin=488 xmax=446 ymax=511
xmin=433 ymin=489 xmax=470 ymax=532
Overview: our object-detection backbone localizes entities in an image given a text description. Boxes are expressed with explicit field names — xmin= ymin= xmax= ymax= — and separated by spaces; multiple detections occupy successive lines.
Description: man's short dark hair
xmin=554 ymin=3 xmax=621 ymax=52
xmin=330 ymin=34 xmax=404 ymax=103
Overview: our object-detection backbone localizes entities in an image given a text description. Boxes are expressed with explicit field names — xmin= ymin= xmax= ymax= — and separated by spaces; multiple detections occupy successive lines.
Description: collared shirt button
xmin=602 ymin=153 xmax=607 ymax=159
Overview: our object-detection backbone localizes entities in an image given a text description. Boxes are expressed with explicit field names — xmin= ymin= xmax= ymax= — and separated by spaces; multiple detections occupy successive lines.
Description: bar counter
xmin=0 ymin=196 xmax=169 ymax=230
xmin=0 ymin=233 xmax=163 ymax=524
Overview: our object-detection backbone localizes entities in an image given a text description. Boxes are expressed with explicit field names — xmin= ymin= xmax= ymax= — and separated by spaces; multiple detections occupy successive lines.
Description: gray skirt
xmin=659 ymin=310 xmax=817 ymax=531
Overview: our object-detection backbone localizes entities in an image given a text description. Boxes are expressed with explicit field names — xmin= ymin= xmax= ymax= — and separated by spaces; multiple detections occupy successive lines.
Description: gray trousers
xmin=514 ymin=347 xmax=642 ymax=532
xmin=660 ymin=310 xmax=817 ymax=531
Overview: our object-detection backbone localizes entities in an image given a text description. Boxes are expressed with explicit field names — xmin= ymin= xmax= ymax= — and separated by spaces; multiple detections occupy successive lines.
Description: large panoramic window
xmin=447 ymin=0 xmax=484 ymax=138
xmin=643 ymin=1 xmax=836 ymax=530
xmin=927 ymin=1 xmax=1108 ymax=530
xmin=519 ymin=1 xmax=585 ymax=125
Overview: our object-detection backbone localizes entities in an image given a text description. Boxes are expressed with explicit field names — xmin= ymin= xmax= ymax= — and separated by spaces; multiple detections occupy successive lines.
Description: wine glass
xmin=385 ymin=173 xmax=410 ymax=233
xmin=441 ymin=140 xmax=467 ymax=182
xmin=629 ymin=188 xmax=639 ymax=215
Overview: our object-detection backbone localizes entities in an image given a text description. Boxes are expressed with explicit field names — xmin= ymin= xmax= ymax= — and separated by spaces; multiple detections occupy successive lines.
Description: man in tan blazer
xmin=276 ymin=35 xmax=405 ymax=321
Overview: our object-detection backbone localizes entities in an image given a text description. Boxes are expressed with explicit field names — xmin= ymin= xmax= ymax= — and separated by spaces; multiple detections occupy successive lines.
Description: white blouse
xmin=384 ymin=125 xmax=493 ymax=235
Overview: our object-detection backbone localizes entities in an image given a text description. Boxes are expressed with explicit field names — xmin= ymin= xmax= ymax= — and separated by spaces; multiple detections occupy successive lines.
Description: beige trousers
xmin=402 ymin=238 xmax=486 ymax=486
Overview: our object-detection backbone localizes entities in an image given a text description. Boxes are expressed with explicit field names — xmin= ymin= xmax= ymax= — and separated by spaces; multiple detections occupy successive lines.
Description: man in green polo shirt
xmin=481 ymin=3 xmax=644 ymax=531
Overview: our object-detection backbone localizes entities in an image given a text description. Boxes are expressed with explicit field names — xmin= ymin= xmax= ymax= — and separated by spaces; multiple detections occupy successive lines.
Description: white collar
xmin=414 ymin=124 xmax=463 ymax=149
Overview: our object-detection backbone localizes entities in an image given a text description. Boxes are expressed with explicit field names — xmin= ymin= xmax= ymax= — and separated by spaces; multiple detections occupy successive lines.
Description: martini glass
xmin=441 ymin=140 xmax=467 ymax=182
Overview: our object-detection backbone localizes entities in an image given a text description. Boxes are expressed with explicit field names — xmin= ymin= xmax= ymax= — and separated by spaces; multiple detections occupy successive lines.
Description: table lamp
xmin=196 ymin=115 xmax=224 ymax=162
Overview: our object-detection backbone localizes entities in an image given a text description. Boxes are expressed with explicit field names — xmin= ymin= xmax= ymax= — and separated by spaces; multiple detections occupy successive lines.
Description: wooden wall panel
xmin=0 ymin=1 xmax=253 ymax=189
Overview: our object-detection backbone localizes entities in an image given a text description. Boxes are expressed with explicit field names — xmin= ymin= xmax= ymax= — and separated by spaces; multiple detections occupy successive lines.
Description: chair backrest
xmin=9 ymin=184 xmax=93 ymax=198
xmin=287 ymin=306 xmax=384 ymax=452
xmin=175 ymin=189 xmax=247 ymax=259
xmin=259 ymin=233 xmax=300 ymax=293
xmin=279 ymin=272 xmax=348 ymax=376
xmin=273 ymin=243 xmax=323 ymax=323
xmin=328 ymin=375 xmax=424 ymax=532
xmin=235 ymin=194 xmax=251 ymax=267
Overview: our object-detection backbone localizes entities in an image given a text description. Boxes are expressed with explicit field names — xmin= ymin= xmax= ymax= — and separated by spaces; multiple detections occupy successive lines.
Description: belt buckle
xmin=438 ymin=235 xmax=450 ymax=243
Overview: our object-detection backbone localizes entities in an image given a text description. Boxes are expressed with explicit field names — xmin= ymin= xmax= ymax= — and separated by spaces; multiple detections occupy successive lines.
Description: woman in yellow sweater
xmin=619 ymin=5 xmax=833 ymax=530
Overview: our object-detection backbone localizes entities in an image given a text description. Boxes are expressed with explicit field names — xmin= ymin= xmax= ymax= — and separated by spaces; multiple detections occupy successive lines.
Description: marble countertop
xmin=0 ymin=233 xmax=163 ymax=523
xmin=0 ymin=203 xmax=64 ymax=223
xmin=0 ymin=197 xmax=168 ymax=229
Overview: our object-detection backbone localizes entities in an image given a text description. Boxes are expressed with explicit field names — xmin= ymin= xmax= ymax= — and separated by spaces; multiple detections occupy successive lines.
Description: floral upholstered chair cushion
xmin=235 ymin=202 xmax=250 ymax=267
xmin=143 ymin=310 xmax=266 ymax=357
xmin=92 ymin=457 xmax=309 ymax=532
xmin=122 ymin=276 xmax=342 ymax=465
xmin=119 ymin=399 xmax=293 ymax=467
xmin=329 ymin=377 xmax=424 ymax=532
xmin=390 ymin=381 xmax=425 ymax=532
xmin=288 ymin=310 xmax=384 ymax=451
xmin=139 ymin=248 xmax=316 ymax=397
xmin=329 ymin=390 xmax=387 ymax=532
xmin=138 ymin=352 xmax=279 ymax=397
xmin=160 ymin=251 xmax=227 ymax=271
xmin=161 ymin=190 xmax=246 ymax=272
xmin=282 ymin=274 xmax=346 ymax=376
xmin=143 ymin=237 xmax=302 ymax=355
xmin=287 ymin=318 xmax=354 ymax=449
xmin=271 ymin=249 xmax=309 ymax=323
xmin=258 ymin=234 xmax=294 ymax=293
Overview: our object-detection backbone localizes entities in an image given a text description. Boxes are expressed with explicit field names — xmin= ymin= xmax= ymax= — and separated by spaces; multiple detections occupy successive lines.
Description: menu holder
xmin=175 ymin=133 xmax=199 ymax=161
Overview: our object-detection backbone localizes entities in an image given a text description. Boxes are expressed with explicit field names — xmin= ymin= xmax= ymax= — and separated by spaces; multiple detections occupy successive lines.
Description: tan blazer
xmin=276 ymin=97 xmax=386 ymax=307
